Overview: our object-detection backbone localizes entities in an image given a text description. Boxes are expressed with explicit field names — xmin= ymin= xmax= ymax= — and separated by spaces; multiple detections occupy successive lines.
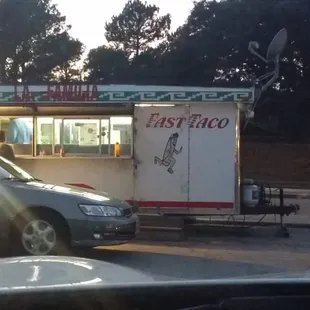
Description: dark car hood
xmin=0 ymin=256 xmax=154 ymax=292
xmin=15 ymin=180 xmax=132 ymax=208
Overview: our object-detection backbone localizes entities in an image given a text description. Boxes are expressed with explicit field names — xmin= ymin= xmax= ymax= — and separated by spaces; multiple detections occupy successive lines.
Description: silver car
xmin=0 ymin=157 xmax=139 ymax=256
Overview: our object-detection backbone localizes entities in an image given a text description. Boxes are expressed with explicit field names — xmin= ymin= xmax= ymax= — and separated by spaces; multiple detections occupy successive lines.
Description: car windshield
xmin=0 ymin=157 xmax=35 ymax=182
xmin=0 ymin=0 xmax=309 ymax=302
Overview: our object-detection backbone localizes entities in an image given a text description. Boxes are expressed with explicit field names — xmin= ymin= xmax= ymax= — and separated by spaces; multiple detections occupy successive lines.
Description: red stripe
xmin=127 ymin=200 xmax=234 ymax=209
xmin=63 ymin=184 xmax=233 ymax=208
xmin=65 ymin=183 xmax=96 ymax=190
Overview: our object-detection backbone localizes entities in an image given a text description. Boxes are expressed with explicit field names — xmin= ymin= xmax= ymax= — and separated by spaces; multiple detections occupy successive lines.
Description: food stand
xmin=0 ymin=29 xmax=299 ymax=237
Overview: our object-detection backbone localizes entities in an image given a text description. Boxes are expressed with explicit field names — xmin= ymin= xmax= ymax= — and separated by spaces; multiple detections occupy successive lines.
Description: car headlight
xmin=79 ymin=204 xmax=122 ymax=217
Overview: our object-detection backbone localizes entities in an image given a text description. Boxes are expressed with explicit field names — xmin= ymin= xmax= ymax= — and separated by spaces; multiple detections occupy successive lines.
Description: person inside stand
xmin=7 ymin=118 xmax=32 ymax=144
xmin=0 ymin=130 xmax=15 ymax=161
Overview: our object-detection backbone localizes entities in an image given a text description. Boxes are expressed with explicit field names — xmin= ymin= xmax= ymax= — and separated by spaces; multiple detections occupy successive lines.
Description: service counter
xmin=15 ymin=156 xmax=134 ymax=201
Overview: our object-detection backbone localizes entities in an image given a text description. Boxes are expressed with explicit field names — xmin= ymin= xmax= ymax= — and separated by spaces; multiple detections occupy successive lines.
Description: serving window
xmin=0 ymin=116 xmax=133 ymax=158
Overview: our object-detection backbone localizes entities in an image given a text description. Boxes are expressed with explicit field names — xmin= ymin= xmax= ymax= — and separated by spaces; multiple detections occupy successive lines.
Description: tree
xmin=130 ymin=46 xmax=165 ymax=84
xmin=165 ymin=0 xmax=310 ymax=91
xmin=46 ymin=33 xmax=84 ymax=83
xmin=105 ymin=0 xmax=171 ymax=58
xmin=0 ymin=0 xmax=84 ymax=83
xmin=84 ymin=46 xmax=130 ymax=84
xmin=157 ymin=0 xmax=255 ymax=86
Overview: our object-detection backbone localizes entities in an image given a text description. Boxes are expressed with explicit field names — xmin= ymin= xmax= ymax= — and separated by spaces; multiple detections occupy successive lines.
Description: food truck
xmin=0 ymin=29 xmax=299 ymax=236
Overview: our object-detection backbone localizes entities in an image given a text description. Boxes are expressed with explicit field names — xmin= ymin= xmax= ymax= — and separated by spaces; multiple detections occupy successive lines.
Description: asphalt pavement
xmin=71 ymin=188 xmax=310 ymax=281
xmin=74 ymin=227 xmax=310 ymax=281
xmin=78 ymin=188 xmax=310 ymax=281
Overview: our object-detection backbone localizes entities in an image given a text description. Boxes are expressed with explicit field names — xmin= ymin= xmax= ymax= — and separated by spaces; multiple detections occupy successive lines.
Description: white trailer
xmin=133 ymin=97 xmax=243 ymax=215
xmin=0 ymin=84 xmax=249 ymax=217
xmin=0 ymin=84 xmax=298 ymax=219
xmin=0 ymin=28 xmax=299 ymax=236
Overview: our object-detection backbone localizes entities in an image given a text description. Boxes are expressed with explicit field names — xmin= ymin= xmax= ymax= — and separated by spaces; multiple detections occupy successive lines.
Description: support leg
xmin=275 ymin=214 xmax=290 ymax=238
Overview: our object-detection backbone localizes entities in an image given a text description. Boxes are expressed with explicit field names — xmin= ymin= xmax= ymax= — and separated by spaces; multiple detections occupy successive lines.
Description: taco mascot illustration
xmin=154 ymin=132 xmax=183 ymax=174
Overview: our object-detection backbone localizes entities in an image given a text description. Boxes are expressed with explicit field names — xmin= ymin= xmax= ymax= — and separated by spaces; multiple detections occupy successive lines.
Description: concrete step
xmin=136 ymin=230 xmax=186 ymax=241
xmin=139 ymin=214 xmax=185 ymax=229
xmin=137 ymin=214 xmax=185 ymax=241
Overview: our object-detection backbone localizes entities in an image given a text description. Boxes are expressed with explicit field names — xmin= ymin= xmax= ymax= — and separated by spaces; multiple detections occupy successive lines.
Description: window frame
xmin=0 ymin=116 xmax=34 ymax=158
xmin=2 ymin=115 xmax=134 ymax=159
xmin=55 ymin=117 xmax=106 ymax=157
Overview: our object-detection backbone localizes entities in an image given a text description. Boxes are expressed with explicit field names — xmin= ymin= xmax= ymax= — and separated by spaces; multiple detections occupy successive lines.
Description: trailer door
xmin=188 ymin=103 xmax=238 ymax=214
xmin=134 ymin=105 xmax=189 ymax=211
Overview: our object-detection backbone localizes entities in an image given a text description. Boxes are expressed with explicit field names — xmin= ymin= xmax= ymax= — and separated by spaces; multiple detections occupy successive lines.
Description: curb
xmin=270 ymin=188 xmax=310 ymax=199
xmin=187 ymin=220 xmax=310 ymax=229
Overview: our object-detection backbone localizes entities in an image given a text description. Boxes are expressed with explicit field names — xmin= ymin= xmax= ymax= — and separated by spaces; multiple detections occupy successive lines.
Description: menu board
xmin=79 ymin=123 xmax=98 ymax=145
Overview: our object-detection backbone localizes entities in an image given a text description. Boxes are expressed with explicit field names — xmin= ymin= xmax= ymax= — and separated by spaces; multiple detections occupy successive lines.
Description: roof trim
xmin=0 ymin=84 xmax=254 ymax=104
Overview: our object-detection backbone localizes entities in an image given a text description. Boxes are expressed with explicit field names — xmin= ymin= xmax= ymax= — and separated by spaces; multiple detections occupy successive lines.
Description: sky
xmin=52 ymin=0 xmax=195 ymax=54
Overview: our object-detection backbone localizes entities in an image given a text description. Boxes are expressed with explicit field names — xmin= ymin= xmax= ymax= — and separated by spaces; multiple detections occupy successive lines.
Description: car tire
xmin=10 ymin=210 xmax=70 ymax=256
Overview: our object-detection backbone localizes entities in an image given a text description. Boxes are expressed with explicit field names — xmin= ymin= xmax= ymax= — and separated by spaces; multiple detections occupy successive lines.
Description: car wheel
xmin=10 ymin=210 xmax=70 ymax=256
